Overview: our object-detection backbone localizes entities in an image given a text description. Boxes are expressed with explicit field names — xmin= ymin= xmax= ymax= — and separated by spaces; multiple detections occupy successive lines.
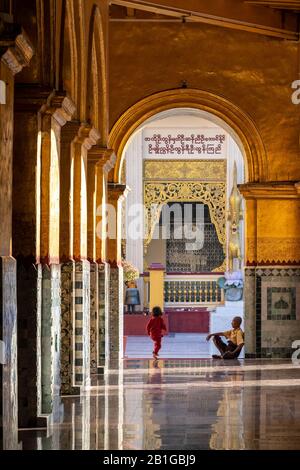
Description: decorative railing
xmin=164 ymin=273 xmax=224 ymax=306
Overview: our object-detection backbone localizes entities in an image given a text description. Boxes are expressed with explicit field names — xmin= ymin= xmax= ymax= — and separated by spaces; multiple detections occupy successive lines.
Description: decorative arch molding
xmin=86 ymin=5 xmax=108 ymax=142
xmin=59 ymin=0 xmax=79 ymax=105
xmin=108 ymin=89 xmax=268 ymax=183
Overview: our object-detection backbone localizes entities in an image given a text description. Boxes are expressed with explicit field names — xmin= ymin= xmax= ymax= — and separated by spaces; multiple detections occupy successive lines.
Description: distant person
xmin=206 ymin=316 xmax=244 ymax=359
xmin=146 ymin=306 xmax=167 ymax=360
xmin=124 ymin=280 xmax=140 ymax=313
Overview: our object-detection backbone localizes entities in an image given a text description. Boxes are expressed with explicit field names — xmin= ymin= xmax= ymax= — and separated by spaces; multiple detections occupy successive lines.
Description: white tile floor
xmin=124 ymin=333 xmax=210 ymax=358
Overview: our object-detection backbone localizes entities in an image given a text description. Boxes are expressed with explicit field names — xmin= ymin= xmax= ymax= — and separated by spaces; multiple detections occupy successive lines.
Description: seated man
xmin=206 ymin=316 xmax=244 ymax=359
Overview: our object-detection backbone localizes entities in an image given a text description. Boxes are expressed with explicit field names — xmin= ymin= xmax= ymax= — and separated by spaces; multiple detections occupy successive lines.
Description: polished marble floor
xmin=19 ymin=359 xmax=300 ymax=450
xmin=125 ymin=333 xmax=210 ymax=358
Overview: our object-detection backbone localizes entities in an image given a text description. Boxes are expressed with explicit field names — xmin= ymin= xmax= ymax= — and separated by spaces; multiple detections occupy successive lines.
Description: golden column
xmin=149 ymin=264 xmax=165 ymax=312
xmin=69 ymin=124 xmax=100 ymax=389
xmin=86 ymin=147 xmax=116 ymax=374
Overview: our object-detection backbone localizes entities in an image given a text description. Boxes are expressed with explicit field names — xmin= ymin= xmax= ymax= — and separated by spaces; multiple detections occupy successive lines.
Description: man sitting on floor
xmin=206 ymin=316 xmax=244 ymax=359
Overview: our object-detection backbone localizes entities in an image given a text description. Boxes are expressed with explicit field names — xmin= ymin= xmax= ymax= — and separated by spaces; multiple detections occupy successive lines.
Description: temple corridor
xmin=1 ymin=0 xmax=300 ymax=453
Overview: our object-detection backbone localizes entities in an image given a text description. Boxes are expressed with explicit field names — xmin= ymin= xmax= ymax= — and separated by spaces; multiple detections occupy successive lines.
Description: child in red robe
xmin=146 ymin=306 xmax=167 ymax=359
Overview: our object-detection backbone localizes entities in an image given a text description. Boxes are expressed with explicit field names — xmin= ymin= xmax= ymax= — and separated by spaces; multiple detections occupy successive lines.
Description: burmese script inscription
xmin=143 ymin=128 xmax=227 ymax=159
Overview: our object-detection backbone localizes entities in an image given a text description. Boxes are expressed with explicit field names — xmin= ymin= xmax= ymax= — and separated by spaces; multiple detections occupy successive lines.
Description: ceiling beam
xmin=245 ymin=1 xmax=300 ymax=11
xmin=110 ymin=0 xmax=299 ymax=40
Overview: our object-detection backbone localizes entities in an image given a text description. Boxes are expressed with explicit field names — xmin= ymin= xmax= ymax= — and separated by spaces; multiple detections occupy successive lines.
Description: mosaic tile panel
xmin=90 ymin=262 xmax=98 ymax=375
xmin=17 ymin=263 xmax=42 ymax=427
xmin=255 ymin=267 xmax=300 ymax=358
xmin=108 ymin=266 xmax=123 ymax=368
xmin=243 ymin=267 xmax=256 ymax=356
xmin=0 ymin=257 xmax=18 ymax=449
xmin=74 ymin=261 xmax=90 ymax=387
xmin=60 ymin=261 xmax=76 ymax=394
xmin=98 ymin=263 xmax=108 ymax=369
xmin=267 ymin=287 xmax=296 ymax=320
xmin=40 ymin=264 xmax=63 ymax=422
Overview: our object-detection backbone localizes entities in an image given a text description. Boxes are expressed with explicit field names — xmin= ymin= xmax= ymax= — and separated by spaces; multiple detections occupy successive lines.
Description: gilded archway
xmin=108 ymin=89 xmax=268 ymax=183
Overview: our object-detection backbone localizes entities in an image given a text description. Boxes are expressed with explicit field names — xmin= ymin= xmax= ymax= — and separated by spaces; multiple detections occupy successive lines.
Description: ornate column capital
xmin=1 ymin=27 xmax=33 ymax=75
xmin=87 ymin=146 xmax=116 ymax=175
xmin=74 ymin=123 xmax=101 ymax=150
xmin=41 ymin=91 xmax=77 ymax=126
xmin=107 ymin=183 xmax=130 ymax=202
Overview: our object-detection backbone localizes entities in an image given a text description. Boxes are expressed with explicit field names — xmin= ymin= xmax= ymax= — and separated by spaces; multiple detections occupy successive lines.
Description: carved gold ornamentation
xmin=144 ymin=181 xmax=226 ymax=250
xmin=144 ymin=159 xmax=226 ymax=181
xmin=228 ymin=162 xmax=243 ymax=271
xmin=213 ymin=260 xmax=227 ymax=272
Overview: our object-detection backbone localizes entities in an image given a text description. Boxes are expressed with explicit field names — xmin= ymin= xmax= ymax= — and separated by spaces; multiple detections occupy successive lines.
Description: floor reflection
xmin=18 ymin=359 xmax=300 ymax=450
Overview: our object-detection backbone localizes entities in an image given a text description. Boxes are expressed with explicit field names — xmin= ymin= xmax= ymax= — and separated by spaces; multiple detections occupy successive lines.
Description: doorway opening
xmin=119 ymin=107 xmax=246 ymax=359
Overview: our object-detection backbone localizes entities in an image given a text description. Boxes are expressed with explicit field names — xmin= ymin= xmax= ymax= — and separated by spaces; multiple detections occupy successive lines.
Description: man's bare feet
xmin=152 ymin=352 xmax=158 ymax=359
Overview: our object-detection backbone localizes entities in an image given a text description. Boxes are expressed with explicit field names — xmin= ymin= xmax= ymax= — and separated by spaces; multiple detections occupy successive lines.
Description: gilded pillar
xmin=38 ymin=93 xmax=76 ymax=421
xmin=68 ymin=125 xmax=100 ymax=389
xmin=0 ymin=27 xmax=33 ymax=447
xmin=240 ymin=182 xmax=300 ymax=358
xmin=87 ymin=148 xmax=115 ymax=373
xmin=60 ymin=121 xmax=80 ymax=394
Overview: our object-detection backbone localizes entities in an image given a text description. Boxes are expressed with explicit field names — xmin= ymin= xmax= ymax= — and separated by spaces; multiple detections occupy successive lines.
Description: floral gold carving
xmin=144 ymin=159 xmax=226 ymax=181
xmin=144 ymin=181 xmax=226 ymax=250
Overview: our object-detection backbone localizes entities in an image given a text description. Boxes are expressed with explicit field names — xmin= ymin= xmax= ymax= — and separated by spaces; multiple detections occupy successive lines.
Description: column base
xmin=90 ymin=262 xmax=98 ymax=375
xmin=61 ymin=260 xmax=91 ymax=393
xmin=0 ymin=256 xmax=18 ymax=450
xmin=74 ymin=260 xmax=90 ymax=388
xmin=107 ymin=265 xmax=124 ymax=370
xmin=98 ymin=263 xmax=109 ymax=369
xmin=17 ymin=262 xmax=42 ymax=429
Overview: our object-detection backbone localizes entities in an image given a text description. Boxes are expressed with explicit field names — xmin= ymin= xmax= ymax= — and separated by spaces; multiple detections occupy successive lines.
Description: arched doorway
xmin=108 ymin=90 xmax=267 ymax=359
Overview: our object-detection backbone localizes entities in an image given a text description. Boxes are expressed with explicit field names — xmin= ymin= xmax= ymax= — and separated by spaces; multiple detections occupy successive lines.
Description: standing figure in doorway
xmin=125 ymin=280 xmax=140 ymax=313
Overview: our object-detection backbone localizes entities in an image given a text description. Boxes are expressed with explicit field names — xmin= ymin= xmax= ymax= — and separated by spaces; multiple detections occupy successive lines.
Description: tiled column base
xmin=74 ymin=261 xmax=90 ymax=388
xmin=61 ymin=260 xmax=91 ymax=393
xmin=256 ymin=267 xmax=300 ymax=358
xmin=61 ymin=261 xmax=76 ymax=394
xmin=0 ymin=257 xmax=18 ymax=449
xmin=90 ymin=262 xmax=98 ymax=375
xmin=41 ymin=265 xmax=63 ymax=423
xmin=244 ymin=268 xmax=256 ymax=357
xmin=245 ymin=266 xmax=300 ymax=358
xmin=98 ymin=263 xmax=109 ymax=372
xmin=17 ymin=263 xmax=43 ymax=428
xmin=107 ymin=266 xmax=124 ymax=370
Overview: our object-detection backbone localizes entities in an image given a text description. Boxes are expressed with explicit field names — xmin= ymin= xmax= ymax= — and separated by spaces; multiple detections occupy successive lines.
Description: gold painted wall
xmin=243 ymin=186 xmax=300 ymax=264
xmin=109 ymin=22 xmax=300 ymax=181
xmin=0 ymin=63 xmax=14 ymax=256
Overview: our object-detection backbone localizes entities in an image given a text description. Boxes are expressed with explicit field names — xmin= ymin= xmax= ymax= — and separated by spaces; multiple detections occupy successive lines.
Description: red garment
xmin=153 ymin=337 xmax=162 ymax=355
xmin=146 ymin=316 xmax=167 ymax=339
